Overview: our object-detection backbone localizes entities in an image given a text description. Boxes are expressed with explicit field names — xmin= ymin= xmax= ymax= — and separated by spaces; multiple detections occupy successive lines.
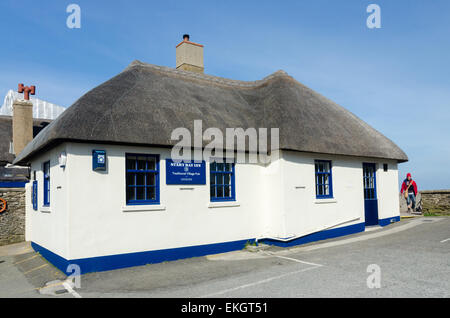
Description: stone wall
xmin=0 ymin=188 xmax=26 ymax=245
xmin=421 ymin=190 xmax=450 ymax=215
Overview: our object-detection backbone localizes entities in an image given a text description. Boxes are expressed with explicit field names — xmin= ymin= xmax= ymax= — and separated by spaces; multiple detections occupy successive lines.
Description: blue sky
xmin=1 ymin=0 xmax=449 ymax=189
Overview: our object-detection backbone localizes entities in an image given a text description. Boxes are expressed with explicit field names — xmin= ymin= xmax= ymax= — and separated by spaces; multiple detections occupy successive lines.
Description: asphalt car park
xmin=0 ymin=217 xmax=448 ymax=298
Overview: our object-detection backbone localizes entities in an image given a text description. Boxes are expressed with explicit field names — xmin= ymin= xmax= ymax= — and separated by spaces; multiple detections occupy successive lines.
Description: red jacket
xmin=401 ymin=179 xmax=418 ymax=196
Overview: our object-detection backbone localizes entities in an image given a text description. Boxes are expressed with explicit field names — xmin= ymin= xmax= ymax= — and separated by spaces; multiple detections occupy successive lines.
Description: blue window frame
xmin=210 ymin=161 xmax=235 ymax=202
xmin=43 ymin=161 xmax=50 ymax=206
xmin=126 ymin=154 xmax=160 ymax=205
xmin=363 ymin=163 xmax=377 ymax=200
xmin=315 ymin=160 xmax=333 ymax=199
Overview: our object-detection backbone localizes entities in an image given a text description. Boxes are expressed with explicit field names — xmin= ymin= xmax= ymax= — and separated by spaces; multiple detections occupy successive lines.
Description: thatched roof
xmin=14 ymin=60 xmax=408 ymax=164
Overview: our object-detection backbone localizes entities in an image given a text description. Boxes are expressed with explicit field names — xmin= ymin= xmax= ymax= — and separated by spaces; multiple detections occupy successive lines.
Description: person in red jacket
xmin=401 ymin=173 xmax=418 ymax=212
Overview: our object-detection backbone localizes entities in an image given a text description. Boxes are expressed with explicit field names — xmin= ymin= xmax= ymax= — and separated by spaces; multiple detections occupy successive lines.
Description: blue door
xmin=363 ymin=163 xmax=379 ymax=226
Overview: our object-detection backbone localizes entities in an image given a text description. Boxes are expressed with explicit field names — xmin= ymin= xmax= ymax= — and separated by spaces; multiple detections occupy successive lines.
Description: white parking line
xmin=280 ymin=218 xmax=443 ymax=255
xmin=200 ymin=265 xmax=320 ymax=298
xmin=62 ymin=281 xmax=82 ymax=298
xmin=440 ymin=238 xmax=450 ymax=243
xmin=262 ymin=251 xmax=323 ymax=267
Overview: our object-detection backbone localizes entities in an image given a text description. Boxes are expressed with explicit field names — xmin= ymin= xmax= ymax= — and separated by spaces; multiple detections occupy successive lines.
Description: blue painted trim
xmin=32 ymin=181 xmax=38 ymax=210
xmin=31 ymin=217 xmax=401 ymax=274
xmin=0 ymin=181 xmax=27 ymax=188
xmin=43 ymin=161 xmax=50 ymax=206
xmin=31 ymin=242 xmax=70 ymax=274
xmin=210 ymin=161 xmax=236 ymax=202
xmin=32 ymin=238 xmax=255 ymax=274
xmin=125 ymin=153 xmax=160 ymax=205
xmin=261 ymin=222 xmax=366 ymax=248
xmin=378 ymin=215 xmax=400 ymax=227
xmin=314 ymin=160 xmax=333 ymax=199
xmin=363 ymin=162 xmax=378 ymax=199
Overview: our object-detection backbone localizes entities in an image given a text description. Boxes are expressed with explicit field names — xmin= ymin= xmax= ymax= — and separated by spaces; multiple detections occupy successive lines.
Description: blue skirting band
xmin=378 ymin=215 xmax=400 ymax=227
xmin=260 ymin=222 xmax=366 ymax=248
xmin=32 ymin=215 xmax=400 ymax=274
xmin=32 ymin=239 xmax=255 ymax=274
xmin=0 ymin=181 xmax=27 ymax=188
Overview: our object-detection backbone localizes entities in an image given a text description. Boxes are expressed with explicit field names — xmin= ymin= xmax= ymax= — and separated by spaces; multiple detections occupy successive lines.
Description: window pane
xmin=127 ymin=187 xmax=135 ymax=201
xmin=210 ymin=186 xmax=216 ymax=198
xmin=210 ymin=162 xmax=217 ymax=172
xmin=324 ymin=162 xmax=330 ymax=172
xmin=224 ymin=174 xmax=230 ymax=185
xmin=224 ymin=185 xmax=230 ymax=197
xmin=146 ymin=187 xmax=156 ymax=200
xmin=126 ymin=157 xmax=136 ymax=170
xmin=217 ymin=163 xmax=224 ymax=171
xmin=210 ymin=173 xmax=216 ymax=185
xmin=147 ymin=157 xmax=156 ymax=170
xmin=136 ymin=173 xmax=145 ymax=186
xmin=323 ymin=174 xmax=329 ymax=185
xmin=137 ymin=156 xmax=147 ymax=170
xmin=146 ymin=173 xmax=155 ymax=186
xmin=317 ymin=174 xmax=324 ymax=185
xmin=127 ymin=173 xmax=135 ymax=186
xmin=217 ymin=186 xmax=223 ymax=197
xmin=225 ymin=163 xmax=232 ymax=172
xmin=136 ymin=187 xmax=145 ymax=200
xmin=216 ymin=174 xmax=223 ymax=185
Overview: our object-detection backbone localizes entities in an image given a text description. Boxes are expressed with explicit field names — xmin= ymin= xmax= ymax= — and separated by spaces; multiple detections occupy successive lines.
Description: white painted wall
xmin=375 ymin=161 xmax=400 ymax=220
xmin=275 ymin=151 xmax=364 ymax=239
xmin=25 ymin=142 xmax=401 ymax=260
xmin=26 ymin=144 xmax=70 ymax=258
xmin=65 ymin=143 xmax=265 ymax=260
xmin=262 ymin=151 xmax=401 ymax=240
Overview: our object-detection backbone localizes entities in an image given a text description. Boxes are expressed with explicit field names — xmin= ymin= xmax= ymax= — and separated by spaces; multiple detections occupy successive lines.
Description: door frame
xmin=363 ymin=162 xmax=379 ymax=226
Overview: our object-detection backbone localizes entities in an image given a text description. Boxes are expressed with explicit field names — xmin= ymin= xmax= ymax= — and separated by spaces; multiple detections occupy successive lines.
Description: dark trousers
xmin=406 ymin=193 xmax=416 ymax=209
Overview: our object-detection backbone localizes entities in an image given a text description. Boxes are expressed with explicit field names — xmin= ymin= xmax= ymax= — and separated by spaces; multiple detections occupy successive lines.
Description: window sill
xmin=315 ymin=198 xmax=337 ymax=204
xmin=122 ymin=205 xmax=166 ymax=212
xmin=208 ymin=201 xmax=240 ymax=209
xmin=40 ymin=206 xmax=51 ymax=213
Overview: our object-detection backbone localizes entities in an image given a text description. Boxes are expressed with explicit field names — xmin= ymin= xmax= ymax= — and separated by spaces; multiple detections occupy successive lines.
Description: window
xmin=315 ymin=160 xmax=333 ymax=199
xmin=126 ymin=154 xmax=160 ymax=205
xmin=210 ymin=161 xmax=235 ymax=202
xmin=383 ymin=163 xmax=388 ymax=172
xmin=363 ymin=163 xmax=377 ymax=200
xmin=43 ymin=161 xmax=50 ymax=206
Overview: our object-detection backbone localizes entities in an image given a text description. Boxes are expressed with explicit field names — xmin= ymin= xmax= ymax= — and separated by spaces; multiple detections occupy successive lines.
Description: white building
xmin=14 ymin=36 xmax=407 ymax=273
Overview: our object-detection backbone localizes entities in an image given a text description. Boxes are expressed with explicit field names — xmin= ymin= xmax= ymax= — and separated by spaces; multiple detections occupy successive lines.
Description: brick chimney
xmin=12 ymin=99 xmax=33 ymax=155
xmin=176 ymin=34 xmax=204 ymax=73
